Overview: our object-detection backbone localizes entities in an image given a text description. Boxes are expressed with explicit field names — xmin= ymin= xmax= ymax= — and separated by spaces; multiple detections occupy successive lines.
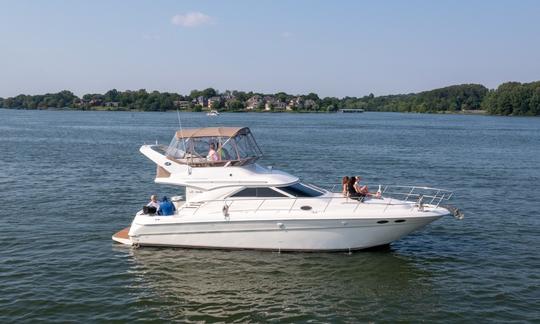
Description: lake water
xmin=1 ymin=109 xmax=539 ymax=322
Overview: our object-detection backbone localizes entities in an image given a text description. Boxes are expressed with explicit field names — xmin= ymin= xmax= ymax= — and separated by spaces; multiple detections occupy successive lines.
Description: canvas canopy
xmin=175 ymin=127 xmax=247 ymax=139
xmin=166 ymin=127 xmax=262 ymax=167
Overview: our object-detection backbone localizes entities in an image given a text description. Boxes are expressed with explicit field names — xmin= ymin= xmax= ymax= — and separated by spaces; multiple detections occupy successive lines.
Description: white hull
xmin=124 ymin=215 xmax=443 ymax=251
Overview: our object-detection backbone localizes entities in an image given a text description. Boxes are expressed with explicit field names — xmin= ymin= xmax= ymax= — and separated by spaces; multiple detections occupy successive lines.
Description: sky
xmin=1 ymin=0 xmax=539 ymax=98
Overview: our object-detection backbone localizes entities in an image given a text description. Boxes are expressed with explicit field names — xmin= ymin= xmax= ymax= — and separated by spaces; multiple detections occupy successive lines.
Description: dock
xmin=339 ymin=109 xmax=364 ymax=113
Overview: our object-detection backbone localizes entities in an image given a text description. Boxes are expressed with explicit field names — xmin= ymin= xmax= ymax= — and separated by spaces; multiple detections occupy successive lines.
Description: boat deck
xmin=112 ymin=227 xmax=132 ymax=245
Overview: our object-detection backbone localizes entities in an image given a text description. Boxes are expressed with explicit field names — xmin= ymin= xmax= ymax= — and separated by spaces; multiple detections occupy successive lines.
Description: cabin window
xmin=231 ymin=187 xmax=287 ymax=198
xmin=277 ymin=183 xmax=324 ymax=197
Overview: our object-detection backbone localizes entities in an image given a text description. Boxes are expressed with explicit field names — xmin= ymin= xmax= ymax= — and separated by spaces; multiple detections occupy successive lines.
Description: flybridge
xmin=164 ymin=127 xmax=263 ymax=167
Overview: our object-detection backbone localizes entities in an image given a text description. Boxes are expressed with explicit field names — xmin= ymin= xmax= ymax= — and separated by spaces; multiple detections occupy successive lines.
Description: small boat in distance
xmin=113 ymin=127 xmax=462 ymax=251
xmin=206 ymin=110 xmax=220 ymax=116
xmin=339 ymin=108 xmax=364 ymax=113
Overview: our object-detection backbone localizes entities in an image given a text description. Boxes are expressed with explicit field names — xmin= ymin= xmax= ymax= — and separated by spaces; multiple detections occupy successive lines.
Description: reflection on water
xmin=119 ymin=245 xmax=434 ymax=322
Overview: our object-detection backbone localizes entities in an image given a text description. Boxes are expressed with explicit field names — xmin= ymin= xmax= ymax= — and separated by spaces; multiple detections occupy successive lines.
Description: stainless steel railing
xmin=380 ymin=185 xmax=453 ymax=207
xmin=326 ymin=183 xmax=453 ymax=207
xmin=176 ymin=184 xmax=453 ymax=216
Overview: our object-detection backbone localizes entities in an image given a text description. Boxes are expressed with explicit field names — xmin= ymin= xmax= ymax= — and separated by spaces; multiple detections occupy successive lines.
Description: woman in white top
xmin=354 ymin=176 xmax=369 ymax=196
xmin=147 ymin=195 xmax=160 ymax=209
xmin=207 ymin=143 xmax=219 ymax=161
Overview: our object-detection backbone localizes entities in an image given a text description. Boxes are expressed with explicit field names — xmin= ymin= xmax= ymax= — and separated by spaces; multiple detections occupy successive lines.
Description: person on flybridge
xmin=217 ymin=142 xmax=230 ymax=160
xmin=207 ymin=143 xmax=219 ymax=161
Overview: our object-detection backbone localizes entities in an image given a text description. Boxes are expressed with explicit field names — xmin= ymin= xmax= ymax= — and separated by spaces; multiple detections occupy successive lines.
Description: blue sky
xmin=1 ymin=0 xmax=539 ymax=98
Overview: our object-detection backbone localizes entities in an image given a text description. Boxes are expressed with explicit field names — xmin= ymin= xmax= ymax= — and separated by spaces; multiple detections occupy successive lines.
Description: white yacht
xmin=113 ymin=127 xmax=462 ymax=251
xmin=206 ymin=110 xmax=220 ymax=116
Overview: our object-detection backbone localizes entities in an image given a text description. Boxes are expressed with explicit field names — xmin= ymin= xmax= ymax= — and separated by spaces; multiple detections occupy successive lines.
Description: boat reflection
xmin=112 ymin=245 xmax=437 ymax=322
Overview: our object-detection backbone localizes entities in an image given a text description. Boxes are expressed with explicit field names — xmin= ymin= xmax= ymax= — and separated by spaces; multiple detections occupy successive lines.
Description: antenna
xmin=176 ymin=108 xmax=187 ymax=156
xmin=176 ymin=107 xmax=182 ymax=130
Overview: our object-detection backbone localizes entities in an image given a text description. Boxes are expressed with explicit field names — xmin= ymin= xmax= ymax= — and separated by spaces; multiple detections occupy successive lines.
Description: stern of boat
xmin=112 ymin=227 xmax=132 ymax=245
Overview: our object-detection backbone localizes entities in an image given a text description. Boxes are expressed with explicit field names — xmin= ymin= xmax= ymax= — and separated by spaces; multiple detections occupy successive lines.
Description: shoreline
xmin=2 ymin=81 xmax=538 ymax=116
xmin=1 ymin=107 xmax=524 ymax=116
xmin=4 ymin=107 xmax=539 ymax=117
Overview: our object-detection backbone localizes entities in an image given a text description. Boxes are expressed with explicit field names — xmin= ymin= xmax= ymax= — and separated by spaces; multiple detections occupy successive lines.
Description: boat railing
xmin=379 ymin=185 xmax=453 ymax=207
xmin=327 ymin=183 xmax=453 ymax=207
xmin=150 ymin=144 xmax=169 ymax=154
xmin=186 ymin=184 xmax=453 ymax=216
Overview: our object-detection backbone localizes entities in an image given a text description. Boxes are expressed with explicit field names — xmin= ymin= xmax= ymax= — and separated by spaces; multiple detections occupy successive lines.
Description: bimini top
xmin=166 ymin=127 xmax=263 ymax=167
xmin=175 ymin=127 xmax=246 ymax=139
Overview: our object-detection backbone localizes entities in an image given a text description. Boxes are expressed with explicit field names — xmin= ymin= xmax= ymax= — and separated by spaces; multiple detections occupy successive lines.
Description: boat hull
xmin=125 ymin=216 xmax=442 ymax=251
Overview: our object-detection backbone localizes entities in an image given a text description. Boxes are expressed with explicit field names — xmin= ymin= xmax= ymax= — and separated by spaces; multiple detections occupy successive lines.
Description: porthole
xmin=300 ymin=205 xmax=312 ymax=211
xmin=394 ymin=219 xmax=406 ymax=223
xmin=377 ymin=220 xmax=388 ymax=224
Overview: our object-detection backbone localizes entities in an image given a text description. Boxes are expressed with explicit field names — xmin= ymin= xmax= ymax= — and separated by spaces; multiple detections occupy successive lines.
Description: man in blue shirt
xmin=158 ymin=196 xmax=176 ymax=216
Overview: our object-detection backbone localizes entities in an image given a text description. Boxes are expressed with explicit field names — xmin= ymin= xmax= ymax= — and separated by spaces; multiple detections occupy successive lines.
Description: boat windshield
xmin=277 ymin=183 xmax=324 ymax=197
xmin=165 ymin=127 xmax=262 ymax=167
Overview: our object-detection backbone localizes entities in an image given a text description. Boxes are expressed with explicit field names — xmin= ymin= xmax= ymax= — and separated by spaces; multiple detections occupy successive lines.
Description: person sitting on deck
xmin=342 ymin=176 xmax=349 ymax=196
xmin=354 ymin=176 xmax=370 ymax=199
xmin=347 ymin=176 xmax=360 ymax=200
xmin=144 ymin=194 xmax=160 ymax=214
xmin=207 ymin=143 xmax=219 ymax=162
xmin=158 ymin=196 xmax=176 ymax=216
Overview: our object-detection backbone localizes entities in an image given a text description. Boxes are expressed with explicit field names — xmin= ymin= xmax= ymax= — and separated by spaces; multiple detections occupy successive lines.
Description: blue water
xmin=1 ymin=109 xmax=539 ymax=322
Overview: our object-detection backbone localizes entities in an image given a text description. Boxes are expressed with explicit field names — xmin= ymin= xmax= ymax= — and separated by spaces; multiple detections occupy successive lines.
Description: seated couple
xmin=143 ymin=195 xmax=176 ymax=216
xmin=342 ymin=176 xmax=370 ymax=201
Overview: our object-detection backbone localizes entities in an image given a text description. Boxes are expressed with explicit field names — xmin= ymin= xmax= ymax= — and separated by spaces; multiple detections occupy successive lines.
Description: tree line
xmin=0 ymin=81 xmax=539 ymax=115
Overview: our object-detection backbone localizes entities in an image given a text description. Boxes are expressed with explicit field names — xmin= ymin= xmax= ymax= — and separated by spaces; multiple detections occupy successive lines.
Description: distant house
xmin=207 ymin=96 xmax=222 ymax=109
xmin=287 ymin=97 xmax=304 ymax=111
xmin=196 ymin=96 xmax=207 ymax=107
xmin=89 ymin=99 xmax=103 ymax=106
xmin=264 ymin=97 xmax=275 ymax=111
xmin=246 ymin=95 xmax=263 ymax=110
xmin=273 ymin=101 xmax=287 ymax=111
xmin=173 ymin=100 xmax=191 ymax=109
xmin=265 ymin=99 xmax=287 ymax=111
xmin=104 ymin=101 xmax=120 ymax=107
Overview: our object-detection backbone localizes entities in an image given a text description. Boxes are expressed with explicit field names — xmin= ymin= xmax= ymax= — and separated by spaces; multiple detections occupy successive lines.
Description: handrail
xmin=378 ymin=185 xmax=453 ymax=207
xmin=183 ymin=184 xmax=453 ymax=216
xmin=324 ymin=183 xmax=453 ymax=207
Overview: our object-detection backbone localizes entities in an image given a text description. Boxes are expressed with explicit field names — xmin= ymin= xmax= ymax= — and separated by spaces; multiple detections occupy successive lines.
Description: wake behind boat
xmin=113 ymin=127 xmax=462 ymax=251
